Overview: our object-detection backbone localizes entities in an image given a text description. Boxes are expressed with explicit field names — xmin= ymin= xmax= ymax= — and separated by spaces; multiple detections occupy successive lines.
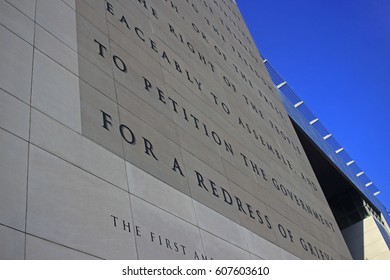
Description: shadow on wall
xmin=341 ymin=219 xmax=365 ymax=259
xmin=342 ymin=216 xmax=390 ymax=259
xmin=290 ymin=120 xmax=390 ymax=259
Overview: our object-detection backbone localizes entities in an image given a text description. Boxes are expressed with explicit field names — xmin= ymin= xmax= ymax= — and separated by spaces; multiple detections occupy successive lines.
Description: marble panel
xmin=36 ymin=0 xmax=77 ymax=50
xmin=80 ymin=79 xmax=124 ymax=158
xmin=193 ymin=201 xmax=248 ymax=250
xmin=126 ymin=162 xmax=197 ymax=225
xmin=6 ymin=0 xmax=36 ymax=20
xmin=0 ymin=0 xmax=34 ymax=44
xmin=26 ymin=235 xmax=100 ymax=260
xmin=27 ymin=145 xmax=137 ymax=259
xmin=0 ymin=225 xmax=25 ymax=260
xmin=31 ymin=50 xmax=81 ymax=133
xmin=200 ymin=230 xmax=252 ymax=260
xmin=30 ymin=108 xmax=128 ymax=190
xmin=119 ymin=107 xmax=190 ymax=196
xmin=0 ymin=89 xmax=30 ymax=140
xmin=35 ymin=24 xmax=78 ymax=76
xmin=0 ymin=129 xmax=28 ymax=231
xmin=130 ymin=195 xmax=204 ymax=260
xmin=0 ymin=25 xmax=33 ymax=103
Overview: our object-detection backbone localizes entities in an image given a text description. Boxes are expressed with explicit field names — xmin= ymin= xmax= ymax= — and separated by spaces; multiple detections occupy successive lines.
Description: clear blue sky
xmin=236 ymin=0 xmax=390 ymax=214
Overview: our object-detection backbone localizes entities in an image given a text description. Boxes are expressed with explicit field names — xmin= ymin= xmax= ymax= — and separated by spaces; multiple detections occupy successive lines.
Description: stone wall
xmin=0 ymin=0 xmax=352 ymax=260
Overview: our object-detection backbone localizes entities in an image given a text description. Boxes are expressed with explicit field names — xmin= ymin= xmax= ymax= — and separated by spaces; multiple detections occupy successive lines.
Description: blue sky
xmin=236 ymin=0 xmax=390 ymax=213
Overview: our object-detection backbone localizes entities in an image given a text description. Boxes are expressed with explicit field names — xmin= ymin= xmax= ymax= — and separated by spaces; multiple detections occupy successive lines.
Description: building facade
xmin=0 ymin=0 xmax=370 ymax=259
xmin=264 ymin=60 xmax=390 ymax=259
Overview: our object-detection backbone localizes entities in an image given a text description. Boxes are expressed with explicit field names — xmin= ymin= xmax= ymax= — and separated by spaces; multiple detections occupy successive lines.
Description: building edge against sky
xmin=263 ymin=58 xmax=390 ymax=259
xmin=234 ymin=0 xmax=390 ymax=226
xmin=0 ymin=0 xmax=387 ymax=259
xmin=234 ymin=0 xmax=390 ymax=259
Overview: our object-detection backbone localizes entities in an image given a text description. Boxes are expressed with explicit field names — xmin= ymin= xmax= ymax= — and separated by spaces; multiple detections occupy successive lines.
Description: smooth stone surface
xmin=0 ymin=129 xmax=28 ymax=231
xmin=131 ymin=195 xmax=204 ymax=260
xmin=200 ymin=230 xmax=252 ymax=260
xmin=5 ymin=0 xmax=36 ymax=20
xmin=30 ymin=108 xmax=128 ymax=190
xmin=0 ymin=0 xmax=34 ymax=44
xmin=26 ymin=235 xmax=100 ymax=260
xmin=32 ymin=50 xmax=81 ymax=133
xmin=36 ymin=0 xmax=77 ymax=50
xmin=0 ymin=225 xmax=25 ymax=260
xmin=126 ymin=162 xmax=197 ymax=225
xmin=35 ymin=24 xmax=79 ymax=76
xmin=27 ymin=145 xmax=137 ymax=259
xmin=0 ymin=25 xmax=33 ymax=103
xmin=0 ymin=89 xmax=30 ymax=140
